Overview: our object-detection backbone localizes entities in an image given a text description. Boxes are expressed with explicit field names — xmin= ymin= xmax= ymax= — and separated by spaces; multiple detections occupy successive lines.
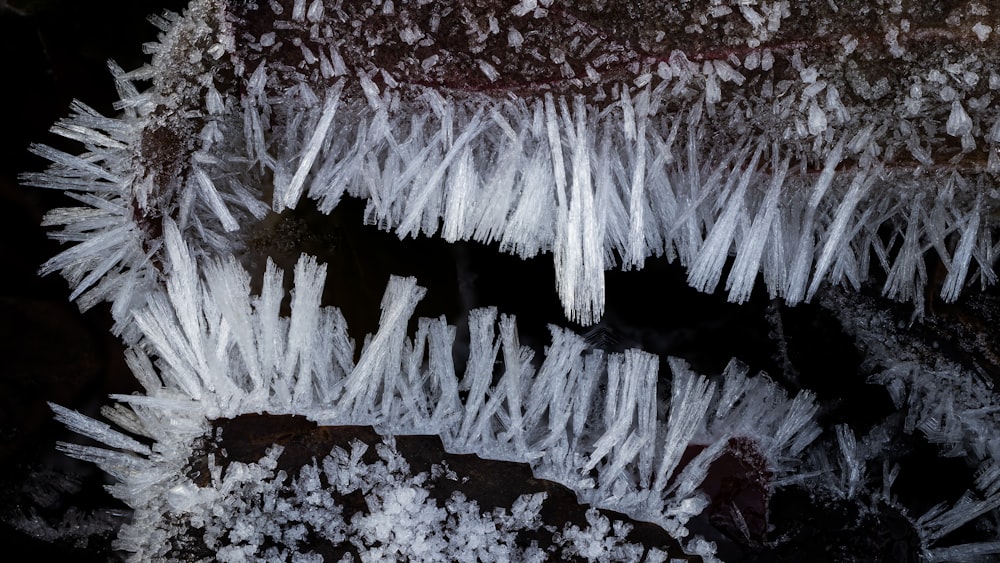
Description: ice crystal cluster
xmin=50 ymin=228 xmax=823 ymax=560
xmin=24 ymin=0 xmax=1000 ymax=327
xmin=21 ymin=0 xmax=1000 ymax=561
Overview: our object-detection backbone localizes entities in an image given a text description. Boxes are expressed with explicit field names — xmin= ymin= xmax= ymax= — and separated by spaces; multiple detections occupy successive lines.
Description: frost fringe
xmin=52 ymin=227 xmax=822 ymax=560
xmin=23 ymin=0 xmax=1000 ymax=328
xmin=814 ymin=291 xmax=1000 ymax=561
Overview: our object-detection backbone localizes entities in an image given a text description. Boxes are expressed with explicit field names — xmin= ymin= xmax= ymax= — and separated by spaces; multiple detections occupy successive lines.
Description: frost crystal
xmin=52 ymin=245 xmax=820 ymax=560
xmin=23 ymin=0 xmax=1000 ymax=560
xmin=25 ymin=0 xmax=1000 ymax=328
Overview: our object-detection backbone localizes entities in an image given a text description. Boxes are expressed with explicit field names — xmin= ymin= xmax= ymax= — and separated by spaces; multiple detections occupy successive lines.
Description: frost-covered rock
xmin=50 ymin=241 xmax=823 ymax=560
xmin=24 ymin=0 xmax=1000 ymax=329
xmin=23 ymin=1 xmax=1000 ymax=561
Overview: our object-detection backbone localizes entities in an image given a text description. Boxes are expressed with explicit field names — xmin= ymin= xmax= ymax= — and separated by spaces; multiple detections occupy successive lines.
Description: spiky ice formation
xmin=46 ymin=245 xmax=1000 ymax=558
xmin=23 ymin=0 xmax=1000 ymax=328
xmin=49 ymin=224 xmax=823 ymax=560
xmin=796 ymin=288 xmax=1000 ymax=561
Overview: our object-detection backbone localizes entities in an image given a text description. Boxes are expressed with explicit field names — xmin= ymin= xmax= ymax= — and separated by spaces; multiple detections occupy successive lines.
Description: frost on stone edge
xmin=116 ymin=435 xmax=673 ymax=562
xmin=23 ymin=0 xmax=1000 ymax=331
xmin=808 ymin=291 xmax=1000 ymax=560
xmin=51 ymin=230 xmax=826 ymax=560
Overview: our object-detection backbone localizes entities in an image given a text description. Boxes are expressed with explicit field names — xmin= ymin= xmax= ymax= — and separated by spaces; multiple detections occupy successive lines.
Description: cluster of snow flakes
xmin=696 ymin=0 xmax=790 ymax=46
xmin=553 ymin=509 xmax=643 ymax=562
xmin=179 ymin=440 xmax=554 ymax=562
xmin=109 ymin=431 xmax=680 ymax=562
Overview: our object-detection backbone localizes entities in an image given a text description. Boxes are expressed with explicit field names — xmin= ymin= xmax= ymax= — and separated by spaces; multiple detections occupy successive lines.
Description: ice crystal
xmin=50 ymin=235 xmax=822 ymax=559
xmin=24 ymin=0 xmax=1000 ymax=328
xmin=21 ymin=0 xmax=1000 ymax=560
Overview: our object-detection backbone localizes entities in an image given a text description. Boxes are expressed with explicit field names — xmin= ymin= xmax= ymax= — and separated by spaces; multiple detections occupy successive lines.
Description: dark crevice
xmin=249 ymin=196 xmax=783 ymax=379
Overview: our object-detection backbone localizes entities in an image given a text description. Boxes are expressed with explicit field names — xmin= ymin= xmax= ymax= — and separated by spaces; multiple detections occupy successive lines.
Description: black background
xmin=0 ymin=1 xmax=186 ymax=559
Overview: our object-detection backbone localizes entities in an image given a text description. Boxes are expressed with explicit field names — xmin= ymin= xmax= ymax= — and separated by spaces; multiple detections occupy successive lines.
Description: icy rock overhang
xmin=21 ymin=2 xmax=1000 ymax=561
xmin=23 ymin=0 xmax=1000 ymax=330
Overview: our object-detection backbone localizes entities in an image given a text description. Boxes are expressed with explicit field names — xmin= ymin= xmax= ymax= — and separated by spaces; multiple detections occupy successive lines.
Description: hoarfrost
xmin=24 ymin=1 xmax=1000 ymax=560
xmin=49 ymin=250 xmax=825 ymax=560
xmin=28 ymin=0 xmax=1000 ymax=328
